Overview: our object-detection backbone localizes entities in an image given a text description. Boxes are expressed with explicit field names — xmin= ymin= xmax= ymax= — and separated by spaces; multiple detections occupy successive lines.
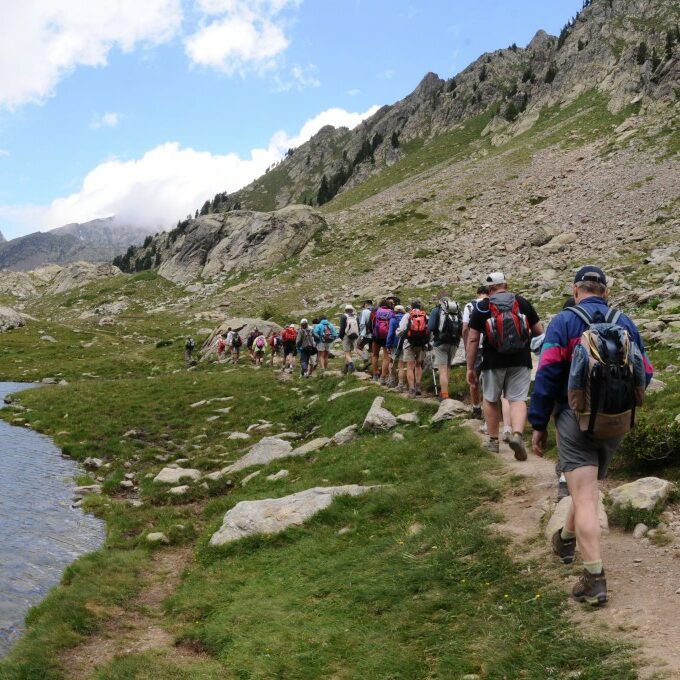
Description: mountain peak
xmin=414 ymin=72 xmax=444 ymax=97
xmin=0 ymin=229 xmax=5 ymax=244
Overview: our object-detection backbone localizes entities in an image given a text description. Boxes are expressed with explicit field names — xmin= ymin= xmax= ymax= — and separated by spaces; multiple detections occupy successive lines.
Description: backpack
xmin=271 ymin=336 xmax=282 ymax=349
xmin=406 ymin=309 xmax=429 ymax=346
xmin=255 ymin=336 xmax=266 ymax=350
xmin=484 ymin=292 xmax=531 ymax=354
xmin=232 ymin=334 xmax=242 ymax=348
xmin=374 ymin=308 xmax=393 ymax=341
xmin=437 ymin=299 xmax=463 ymax=345
xmin=345 ymin=315 xmax=359 ymax=339
xmin=301 ymin=329 xmax=317 ymax=353
xmin=282 ymin=327 xmax=297 ymax=343
xmin=567 ymin=307 xmax=646 ymax=439
xmin=186 ymin=339 xmax=195 ymax=350
xmin=321 ymin=323 xmax=336 ymax=343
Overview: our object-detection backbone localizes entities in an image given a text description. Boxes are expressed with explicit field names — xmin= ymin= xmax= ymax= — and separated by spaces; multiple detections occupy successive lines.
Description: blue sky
xmin=0 ymin=0 xmax=584 ymax=239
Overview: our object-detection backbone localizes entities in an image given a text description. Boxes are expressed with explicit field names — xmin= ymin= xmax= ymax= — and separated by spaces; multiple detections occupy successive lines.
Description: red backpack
xmin=484 ymin=292 xmax=531 ymax=354
xmin=282 ymin=327 xmax=297 ymax=343
xmin=407 ymin=309 xmax=429 ymax=346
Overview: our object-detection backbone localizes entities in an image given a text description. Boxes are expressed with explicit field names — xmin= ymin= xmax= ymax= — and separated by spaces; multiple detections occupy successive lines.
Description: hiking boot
xmin=471 ymin=405 xmax=483 ymax=420
xmin=348 ymin=362 xmax=355 ymax=373
xmin=408 ymin=388 xmax=416 ymax=398
xmin=508 ymin=433 xmax=527 ymax=461
xmin=387 ymin=377 xmax=397 ymax=388
xmin=551 ymin=529 xmax=576 ymax=565
xmin=342 ymin=364 xmax=348 ymax=375
xmin=379 ymin=377 xmax=387 ymax=386
xmin=397 ymin=384 xmax=406 ymax=393
xmin=372 ymin=374 xmax=380 ymax=382
xmin=485 ymin=438 xmax=499 ymax=453
xmin=415 ymin=385 xmax=422 ymax=396
xmin=572 ymin=569 xmax=607 ymax=606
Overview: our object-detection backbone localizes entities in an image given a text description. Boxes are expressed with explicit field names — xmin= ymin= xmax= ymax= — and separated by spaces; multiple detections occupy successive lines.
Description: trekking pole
xmin=432 ymin=364 xmax=439 ymax=397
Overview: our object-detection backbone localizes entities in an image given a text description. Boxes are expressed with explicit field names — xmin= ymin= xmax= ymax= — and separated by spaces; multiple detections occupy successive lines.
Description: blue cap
xmin=574 ymin=265 xmax=607 ymax=286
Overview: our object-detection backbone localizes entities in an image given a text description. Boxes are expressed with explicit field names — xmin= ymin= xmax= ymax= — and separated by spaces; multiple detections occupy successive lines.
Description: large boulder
xmin=48 ymin=261 xmax=122 ymax=295
xmin=209 ymin=485 xmax=375 ymax=546
xmin=153 ymin=467 xmax=202 ymax=484
xmin=201 ymin=317 xmax=283 ymax=357
xmin=223 ymin=437 xmax=294 ymax=474
xmin=431 ymin=399 xmax=468 ymax=423
xmin=608 ymin=477 xmax=676 ymax=512
xmin=158 ymin=205 xmax=326 ymax=285
xmin=0 ymin=271 xmax=38 ymax=299
xmin=363 ymin=397 xmax=398 ymax=431
xmin=0 ymin=306 xmax=25 ymax=332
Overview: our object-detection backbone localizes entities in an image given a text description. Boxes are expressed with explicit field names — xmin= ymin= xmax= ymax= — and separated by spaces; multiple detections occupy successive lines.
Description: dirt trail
xmin=60 ymin=547 xmax=201 ymax=678
xmin=464 ymin=421 xmax=680 ymax=680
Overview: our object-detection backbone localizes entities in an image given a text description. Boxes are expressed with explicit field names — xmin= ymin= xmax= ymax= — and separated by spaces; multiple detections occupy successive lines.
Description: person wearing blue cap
xmin=529 ymin=265 xmax=653 ymax=606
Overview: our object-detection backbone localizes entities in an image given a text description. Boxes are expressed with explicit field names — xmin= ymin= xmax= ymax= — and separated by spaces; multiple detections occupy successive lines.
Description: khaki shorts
xmin=482 ymin=366 xmax=531 ymax=403
xmin=317 ymin=342 xmax=333 ymax=352
xmin=432 ymin=343 xmax=456 ymax=367
xmin=403 ymin=345 xmax=427 ymax=363
xmin=342 ymin=336 xmax=358 ymax=352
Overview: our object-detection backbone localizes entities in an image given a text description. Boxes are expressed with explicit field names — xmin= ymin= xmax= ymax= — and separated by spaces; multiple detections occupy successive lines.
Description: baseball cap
xmin=345 ymin=304 xmax=355 ymax=312
xmin=394 ymin=304 xmax=405 ymax=313
xmin=574 ymin=265 xmax=607 ymax=286
xmin=300 ymin=318 xmax=308 ymax=325
xmin=485 ymin=271 xmax=506 ymax=285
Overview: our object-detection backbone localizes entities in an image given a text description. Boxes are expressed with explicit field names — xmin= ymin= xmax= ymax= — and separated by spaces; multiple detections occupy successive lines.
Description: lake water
xmin=0 ymin=382 xmax=105 ymax=656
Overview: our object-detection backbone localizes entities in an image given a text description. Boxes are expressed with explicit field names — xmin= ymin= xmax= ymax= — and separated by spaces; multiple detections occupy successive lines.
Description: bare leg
xmin=509 ymin=400 xmax=527 ymax=433
xmin=438 ymin=363 xmax=449 ymax=397
xmin=564 ymin=466 xmax=601 ymax=563
xmin=484 ymin=399 xmax=500 ymax=438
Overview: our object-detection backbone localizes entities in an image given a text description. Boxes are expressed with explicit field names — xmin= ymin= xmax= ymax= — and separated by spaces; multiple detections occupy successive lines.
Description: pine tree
xmin=651 ymin=47 xmax=661 ymax=71
xmin=665 ymin=31 xmax=675 ymax=61
xmin=636 ymin=41 xmax=648 ymax=65
xmin=447 ymin=77 xmax=457 ymax=92
xmin=522 ymin=67 xmax=535 ymax=83
xmin=545 ymin=62 xmax=558 ymax=84
xmin=479 ymin=65 xmax=487 ymax=82
xmin=316 ymin=175 xmax=330 ymax=206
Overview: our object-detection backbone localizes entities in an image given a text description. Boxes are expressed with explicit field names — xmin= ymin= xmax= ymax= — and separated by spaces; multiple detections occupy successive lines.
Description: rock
xmin=363 ymin=396 xmax=398 ymax=431
xmin=119 ymin=480 xmax=134 ymax=489
xmin=608 ymin=477 xmax=676 ymax=512
xmin=544 ymin=494 xmax=609 ymax=541
xmin=0 ymin=306 xmax=26 ymax=333
xmin=40 ymin=335 xmax=57 ymax=343
xmin=83 ymin=457 xmax=103 ymax=469
xmin=169 ymin=485 xmax=190 ymax=495
xmin=328 ymin=386 xmax=369 ymax=402
xmin=98 ymin=317 xmax=115 ymax=326
xmin=291 ymin=437 xmax=331 ymax=456
xmin=74 ymin=484 xmax=102 ymax=497
xmin=397 ymin=412 xmax=419 ymax=424
xmin=392 ymin=432 xmax=405 ymax=441
xmin=646 ymin=378 xmax=666 ymax=393
xmin=241 ymin=470 xmax=261 ymax=486
xmin=209 ymin=485 xmax=376 ymax=546
xmin=153 ymin=467 xmax=202 ymax=484
xmin=190 ymin=400 xmax=207 ymax=408
xmin=41 ymin=377 xmax=58 ymax=384
xmin=633 ymin=523 xmax=649 ymax=539
xmin=332 ymin=424 xmax=359 ymax=446
xmin=223 ymin=437 xmax=294 ymax=473
xmin=431 ymin=399 xmax=468 ymax=423
xmin=49 ymin=261 xmax=122 ymax=295
xmin=675 ymin=413 xmax=680 ymax=425
xmin=266 ymin=469 xmax=289 ymax=481
xmin=146 ymin=532 xmax=169 ymax=545
xmin=227 ymin=431 xmax=251 ymax=440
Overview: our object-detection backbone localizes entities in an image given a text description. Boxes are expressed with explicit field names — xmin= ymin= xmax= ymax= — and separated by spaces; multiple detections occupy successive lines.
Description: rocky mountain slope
xmin=0 ymin=217 xmax=153 ymax=271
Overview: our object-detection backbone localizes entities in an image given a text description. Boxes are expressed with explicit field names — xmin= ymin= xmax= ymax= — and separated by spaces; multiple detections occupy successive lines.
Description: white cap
xmin=485 ymin=271 xmax=507 ymax=285
xmin=300 ymin=318 xmax=308 ymax=325
xmin=345 ymin=304 xmax=355 ymax=312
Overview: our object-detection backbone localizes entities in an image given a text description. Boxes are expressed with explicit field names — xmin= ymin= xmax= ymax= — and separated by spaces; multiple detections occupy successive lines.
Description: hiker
xmin=386 ymin=303 xmax=406 ymax=391
xmin=428 ymin=291 xmax=463 ymax=400
xmin=246 ymin=328 xmax=259 ymax=362
xmin=358 ymin=299 xmax=374 ymax=371
xmin=231 ymin=331 xmax=242 ymax=364
xmin=313 ymin=315 xmax=338 ymax=373
xmin=296 ymin=319 xmax=317 ymax=377
xmin=339 ymin=304 xmax=360 ymax=374
xmin=281 ymin=324 xmax=298 ymax=372
xmin=397 ymin=298 xmax=430 ymax=396
xmin=184 ymin=337 xmax=195 ymax=365
xmin=253 ymin=332 xmax=266 ymax=366
xmin=309 ymin=318 xmax=321 ymax=375
xmin=268 ymin=331 xmax=282 ymax=366
xmin=371 ymin=299 xmax=394 ymax=385
xmin=463 ymin=286 xmax=489 ymax=419
xmin=216 ymin=333 xmax=227 ymax=361
xmin=529 ymin=265 xmax=652 ymax=606
xmin=466 ymin=272 xmax=543 ymax=459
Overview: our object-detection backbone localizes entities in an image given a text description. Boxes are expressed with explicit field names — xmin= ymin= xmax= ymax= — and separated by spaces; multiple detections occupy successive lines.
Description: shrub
xmin=613 ymin=416 xmax=680 ymax=472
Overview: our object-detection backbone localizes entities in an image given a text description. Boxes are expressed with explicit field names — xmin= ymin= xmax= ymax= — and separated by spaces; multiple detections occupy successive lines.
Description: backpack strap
xmin=566 ymin=306 xmax=593 ymax=327
xmin=605 ymin=309 xmax=621 ymax=324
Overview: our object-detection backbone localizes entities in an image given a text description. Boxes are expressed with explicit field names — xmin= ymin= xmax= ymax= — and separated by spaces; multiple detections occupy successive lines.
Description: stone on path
xmin=153 ymin=467 xmax=202 ymax=484
xmin=608 ymin=477 xmax=676 ymax=512
xmin=646 ymin=378 xmax=666 ymax=393
xmin=633 ymin=523 xmax=649 ymax=539
xmin=397 ymin=412 xmax=419 ymax=424
xmin=291 ymin=437 xmax=330 ymax=456
xmin=363 ymin=397 xmax=397 ymax=431
xmin=431 ymin=398 xmax=468 ymax=423
xmin=266 ymin=469 xmax=289 ymax=481
xmin=146 ymin=532 xmax=169 ymax=544
xmin=328 ymin=386 xmax=368 ymax=402
xmin=169 ymin=485 xmax=190 ymax=495
xmin=209 ymin=485 xmax=376 ymax=546
xmin=544 ymin=494 xmax=609 ymax=541
xmin=332 ymin=424 xmax=358 ymax=446
xmin=241 ymin=471 xmax=261 ymax=486
xmin=223 ymin=437 xmax=293 ymax=473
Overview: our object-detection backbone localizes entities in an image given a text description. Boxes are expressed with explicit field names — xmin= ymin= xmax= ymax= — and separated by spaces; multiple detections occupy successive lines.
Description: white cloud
xmin=0 ymin=104 xmax=380 ymax=234
xmin=347 ymin=88 xmax=360 ymax=96
xmin=0 ymin=0 xmax=183 ymax=108
xmin=90 ymin=112 xmax=121 ymax=129
xmin=0 ymin=149 xmax=9 ymax=157
xmin=185 ymin=0 xmax=300 ymax=74
xmin=274 ymin=64 xmax=320 ymax=91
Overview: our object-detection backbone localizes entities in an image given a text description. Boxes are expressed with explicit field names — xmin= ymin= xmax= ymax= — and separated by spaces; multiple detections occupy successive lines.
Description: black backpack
xmin=437 ymin=299 xmax=463 ymax=345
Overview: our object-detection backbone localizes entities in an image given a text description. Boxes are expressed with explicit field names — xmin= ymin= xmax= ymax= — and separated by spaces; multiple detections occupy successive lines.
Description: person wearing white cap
xmin=339 ymin=304 xmax=360 ymax=373
xmin=465 ymin=272 xmax=543 ymax=459
xmin=296 ymin=318 xmax=316 ymax=377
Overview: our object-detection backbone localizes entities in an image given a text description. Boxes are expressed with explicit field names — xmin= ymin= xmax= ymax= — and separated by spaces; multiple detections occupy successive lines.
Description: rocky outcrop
xmin=0 ymin=272 xmax=38 ymax=299
xmin=363 ymin=397 xmax=398 ymax=431
xmin=0 ymin=306 xmax=25 ymax=332
xmin=48 ymin=262 xmax=122 ymax=295
xmin=608 ymin=477 xmax=677 ymax=512
xmin=151 ymin=205 xmax=326 ymax=285
xmin=202 ymin=318 xmax=283 ymax=357
xmin=431 ymin=399 xmax=468 ymax=423
xmin=209 ymin=485 xmax=376 ymax=546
